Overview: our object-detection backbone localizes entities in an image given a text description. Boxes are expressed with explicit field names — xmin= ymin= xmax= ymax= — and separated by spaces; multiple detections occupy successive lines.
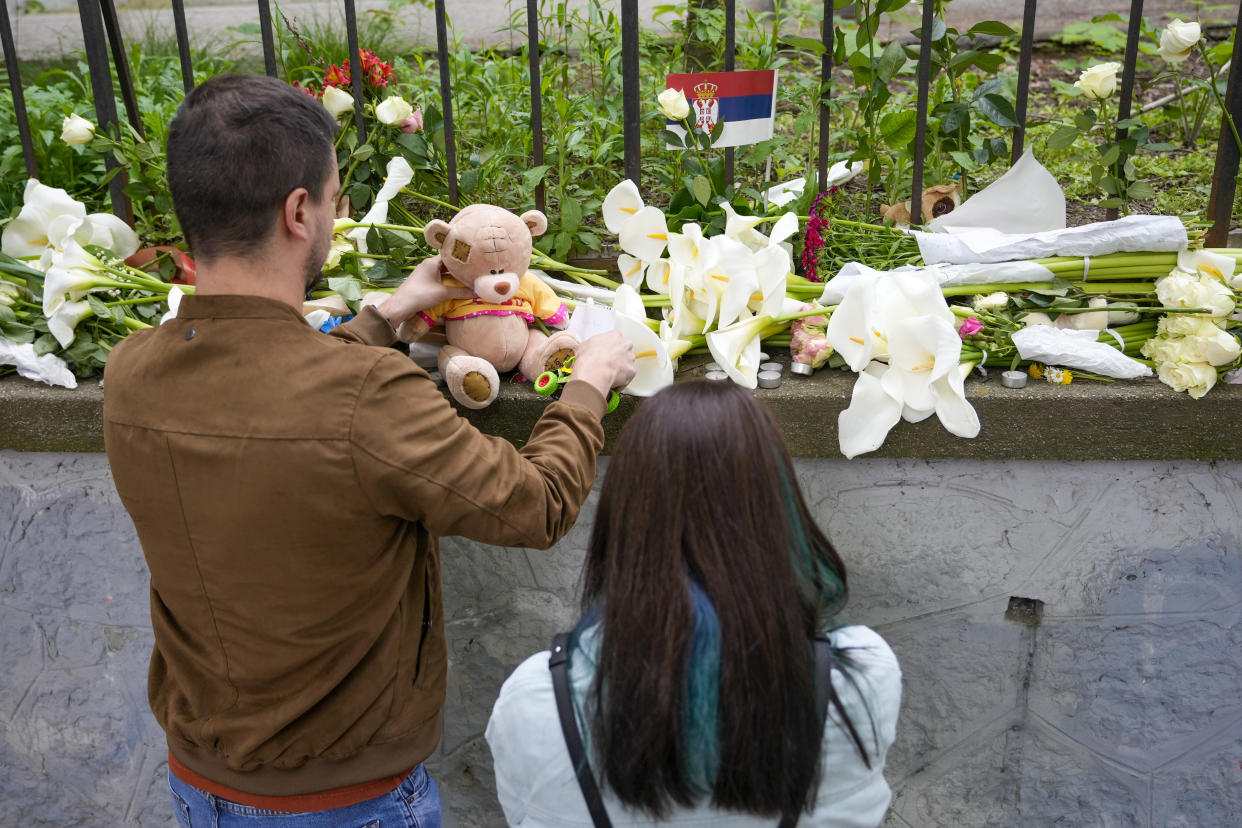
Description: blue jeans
xmin=168 ymin=763 xmax=441 ymax=827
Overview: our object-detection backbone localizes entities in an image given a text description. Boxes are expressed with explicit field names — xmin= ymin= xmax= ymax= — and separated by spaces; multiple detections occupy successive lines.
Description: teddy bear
xmin=397 ymin=204 xmax=579 ymax=409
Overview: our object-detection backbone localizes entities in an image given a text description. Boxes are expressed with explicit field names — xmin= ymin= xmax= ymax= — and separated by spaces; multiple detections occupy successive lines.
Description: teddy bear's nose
xmin=493 ymin=282 xmax=511 ymax=296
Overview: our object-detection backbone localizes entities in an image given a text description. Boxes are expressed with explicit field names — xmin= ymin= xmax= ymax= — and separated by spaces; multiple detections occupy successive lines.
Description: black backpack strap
xmin=550 ymin=633 xmax=613 ymax=828
xmin=777 ymin=637 xmax=835 ymax=828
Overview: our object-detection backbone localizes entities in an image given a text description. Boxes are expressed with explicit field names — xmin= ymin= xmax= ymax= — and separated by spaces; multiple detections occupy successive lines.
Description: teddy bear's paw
xmin=544 ymin=347 xmax=575 ymax=374
xmin=445 ymin=356 xmax=499 ymax=409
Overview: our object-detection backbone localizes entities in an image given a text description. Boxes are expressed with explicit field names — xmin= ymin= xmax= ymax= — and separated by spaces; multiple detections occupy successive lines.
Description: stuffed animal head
xmin=424 ymin=205 xmax=548 ymax=304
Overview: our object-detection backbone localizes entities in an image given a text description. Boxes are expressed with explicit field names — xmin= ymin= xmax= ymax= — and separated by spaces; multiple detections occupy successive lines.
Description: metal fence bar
xmin=622 ymin=0 xmax=640 ymax=186
xmin=1106 ymin=0 xmax=1145 ymax=221
xmin=1206 ymin=3 xmax=1242 ymax=247
xmin=816 ymin=0 xmax=831 ymax=193
xmin=908 ymin=0 xmax=936 ymax=225
xmin=724 ymin=0 xmax=735 ymax=186
xmin=1010 ymin=0 xmax=1038 ymax=163
xmin=434 ymin=0 xmax=458 ymax=205
xmin=99 ymin=0 xmax=145 ymax=139
xmin=0 ymin=0 xmax=37 ymax=178
xmin=527 ymin=0 xmax=546 ymax=213
xmin=256 ymin=0 xmax=277 ymax=77
xmin=170 ymin=0 xmax=195 ymax=94
xmin=343 ymin=0 xmax=367 ymax=145
xmin=75 ymin=0 xmax=130 ymax=221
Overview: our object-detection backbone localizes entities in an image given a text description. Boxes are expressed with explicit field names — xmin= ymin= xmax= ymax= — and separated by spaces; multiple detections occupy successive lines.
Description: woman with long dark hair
xmin=486 ymin=381 xmax=901 ymax=827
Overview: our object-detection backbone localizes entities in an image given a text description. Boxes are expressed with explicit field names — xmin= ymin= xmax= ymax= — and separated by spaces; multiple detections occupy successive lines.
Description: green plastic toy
xmin=533 ymin=355 xmax=621 ymax=414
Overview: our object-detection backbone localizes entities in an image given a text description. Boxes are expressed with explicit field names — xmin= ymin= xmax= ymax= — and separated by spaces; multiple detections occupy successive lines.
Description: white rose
xmin=971 ymin=292 xmax=1008 ymax=311
xmin=1020 ymin=311 xmax=1054 ymax=327
xmin=1156 ymin=360 xmax=1217 ymax=399
xmin=1056 ymin=296 xmax=1109 ymax=330
xmin=1156 ymin=271 xmax=1237 ymax=320
xmin=322 ymin=86 xmax=355 ymax=120
xmin=61 ymin=113 xmax=96 ymax=146
xmin=1074 ymin=62 xmax=1121 ymax=99
xmin=1180 ymin=327 xmax=1241 ymax=366
xmin=0 ymin=282 xmax=18 ymax=306
xmin=1158 ymin=314 xmax=1221 ymax=338
xmin=375 ymin=96 xmax=414 ymax=126
xmin=1159 ymin=20 xmax=1201 ymax=64
xmin=657 ymin=88 xmax=690 ymax=121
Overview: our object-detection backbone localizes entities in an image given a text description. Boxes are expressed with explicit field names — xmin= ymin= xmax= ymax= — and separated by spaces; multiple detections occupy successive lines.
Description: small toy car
xmin=533 ymin=355 xmax=621 ymax=413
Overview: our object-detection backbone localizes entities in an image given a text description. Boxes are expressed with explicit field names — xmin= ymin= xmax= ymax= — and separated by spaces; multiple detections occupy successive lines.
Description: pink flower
xmin=958 ymin=316 xmax=984 ymax=338
xmin=401 ymin=109 xmax=424 ymax=133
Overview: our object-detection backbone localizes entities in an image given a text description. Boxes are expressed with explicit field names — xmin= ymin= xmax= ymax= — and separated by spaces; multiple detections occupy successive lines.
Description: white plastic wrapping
xmin=1011 ymin=325 xmax=1153 ymax=379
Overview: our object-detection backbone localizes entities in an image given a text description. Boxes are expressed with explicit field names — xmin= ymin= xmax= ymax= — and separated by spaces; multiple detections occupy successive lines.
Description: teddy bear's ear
xmin=425 ymin=219 xmax=452 ymax=250
xmin=520 ymin=210 xmax=548 ymax=238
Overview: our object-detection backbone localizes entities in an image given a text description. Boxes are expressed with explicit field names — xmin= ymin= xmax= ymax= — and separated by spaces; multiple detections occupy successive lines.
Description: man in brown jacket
xmin=103 ymin=74 xmax=634 ymax=825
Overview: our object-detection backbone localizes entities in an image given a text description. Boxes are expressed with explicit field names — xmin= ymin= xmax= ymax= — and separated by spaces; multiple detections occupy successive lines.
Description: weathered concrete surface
xmin=2 ymin=450 xmax=1241 ymax=826
xmin=7 ymin=361 xmax=1242 ymax=458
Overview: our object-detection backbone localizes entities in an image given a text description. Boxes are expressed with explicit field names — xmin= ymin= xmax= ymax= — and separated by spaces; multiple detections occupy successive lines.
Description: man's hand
xmin=569 ymin=330 xmax=636 ymax=398
xmin=375 ymin=255 xmax=472 ymax=328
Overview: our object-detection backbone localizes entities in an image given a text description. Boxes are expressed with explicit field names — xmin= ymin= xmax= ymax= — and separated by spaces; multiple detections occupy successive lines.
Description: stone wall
xmin=2 ymin=450 xmax=1240 ymax=826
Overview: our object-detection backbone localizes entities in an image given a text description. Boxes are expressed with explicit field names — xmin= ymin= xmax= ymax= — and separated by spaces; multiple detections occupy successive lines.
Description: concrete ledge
xmin=6 ymin=355 xmax=1242 ymax=458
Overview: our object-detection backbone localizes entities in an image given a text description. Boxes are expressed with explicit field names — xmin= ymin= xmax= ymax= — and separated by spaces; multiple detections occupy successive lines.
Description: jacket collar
xmin=178 ymin=294 xmax=307 ymax=323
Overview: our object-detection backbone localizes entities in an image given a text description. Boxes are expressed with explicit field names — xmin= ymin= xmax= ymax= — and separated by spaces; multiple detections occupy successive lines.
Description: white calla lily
xmin=720 ymin=202 xmax=769 ymax=250
xmin=827 ymin=268 xmax=978 ymax=457
xmin=618 ymin=205 xmax=670 ymax=262
xmin=348 ymin=157 xmax=415 ymax=257
xmin=667 ymin=222 xmax=719 ymax=272
xmin=767 ymin=212 xmax=800 ymax=246
xmin=160 ymin=285 xmax=185 ymax=325
xmin=644 ymin=258 xmax=677 ymax=296
xmin=751 ymin=243 xmax=793 ymax=319
xmin=1177 ymin=248 xmax=1238 ymax=289
xmin=826 ymin=269 xmax=953 ymax=371
xmin=616 ymin=253 xmax=647 ymax=289
xmin=42 ymin=240 xmax=109 ymax=315
xmin=602 ymin=179 xmax=644 ymax=234
xmin=611 ymin=284 xmax=674 ymax=397
xmin=1 ymin=179 xmax=87 ymax=260
xmin=706 ymin=313 xmax=771 ymax=389
xmin=48 ymin=299 xmax=95 ymax=348
xmin=711 ymin=238 xmax=760 ymax=330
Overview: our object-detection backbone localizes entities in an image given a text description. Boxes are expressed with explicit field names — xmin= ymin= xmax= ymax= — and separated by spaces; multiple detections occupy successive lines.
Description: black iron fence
xmin=2 ymin=0 xmax=1241 ymax=242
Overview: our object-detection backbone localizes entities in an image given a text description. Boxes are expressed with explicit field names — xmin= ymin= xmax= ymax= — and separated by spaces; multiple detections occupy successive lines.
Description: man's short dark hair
xmin=167 ymin=74 xmax=338 ymax=261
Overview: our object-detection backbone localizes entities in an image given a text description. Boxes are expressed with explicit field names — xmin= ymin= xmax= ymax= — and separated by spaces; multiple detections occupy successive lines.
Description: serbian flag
xmin=665 ymin=69 xmax=777 ymax=149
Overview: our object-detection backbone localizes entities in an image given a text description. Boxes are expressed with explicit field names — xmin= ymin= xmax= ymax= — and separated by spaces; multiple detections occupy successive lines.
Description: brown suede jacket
xmin=103 ymin=294 xmax=606 ymax=796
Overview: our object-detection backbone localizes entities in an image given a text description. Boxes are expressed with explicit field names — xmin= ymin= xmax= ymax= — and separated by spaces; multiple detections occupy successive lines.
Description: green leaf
xmin=459 ymin=169 xmax=479 ymax=194
xmin=327 ymin=276 xmax=362 ymax=303
xmin=86 ymin=294 xmax=109 ymax=320
xmin=966 ymin=20 xmax=1017 ymax=37
xmin=709 ymin=117 xmax=725 ymax=143
xmin=661 ymin=128 xmax=686 ymax=148
xmin=1046 ymin=125 xmax=1081 ymax=150
xmin=560 ymin=197 xmax=582 ymax=231
xmin=880 ymin=110 xmax=918 ymax=148
xmin=949 ymin=150 xmax=978 ymax=170
xmin=1099 ymin=197 xmax=1123 ymax=208
xmin=1143 ymin=142 xmax=1177 ymax=152
xmin=976 ymin=93 xmax=1018 ymax=128
xmin=352 ymin=144 xmax=375 ymax=163
xmin=1127 ymin=181 xmax=1156 ymax=200
xmin=941 ymin=101 xmax=971 ymax=134
xmin=876 ymin=40 xmax=906 ymax=82
xmin=691 ymin=175 xmax=712 ymax=206
xmin=1074 ymin=111 xmax=1096 ymax=130
xmin=780 ymin=35 xmax=827 ymax=55
xmin=521 ymin=164 xmax=552 ymax=192
xmin=33 ymin=333 xmax=59 ymax=356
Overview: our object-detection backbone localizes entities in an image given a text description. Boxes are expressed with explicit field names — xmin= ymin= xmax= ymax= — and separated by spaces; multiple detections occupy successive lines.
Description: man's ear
xmin=424 ymin=219 xmax=452 ymax=250
xmin=282 ymin=187 xmax=313 ymax=241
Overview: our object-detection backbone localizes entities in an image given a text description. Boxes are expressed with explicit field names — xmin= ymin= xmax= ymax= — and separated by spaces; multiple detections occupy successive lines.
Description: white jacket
xmin=485 ymin=625 xmax=902 ymax=827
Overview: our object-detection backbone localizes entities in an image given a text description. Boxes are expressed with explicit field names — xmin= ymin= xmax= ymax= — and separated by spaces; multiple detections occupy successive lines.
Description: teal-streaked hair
xmin=570 ymin=582 xmax=722 ymax=795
